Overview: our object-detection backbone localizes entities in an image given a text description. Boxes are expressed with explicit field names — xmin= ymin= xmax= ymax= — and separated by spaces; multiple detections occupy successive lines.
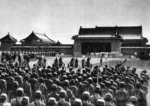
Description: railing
xmin=121 ymin=46 xmax=150 ymax=49
xmin=88 ymin=52 xmax=123 ymax=58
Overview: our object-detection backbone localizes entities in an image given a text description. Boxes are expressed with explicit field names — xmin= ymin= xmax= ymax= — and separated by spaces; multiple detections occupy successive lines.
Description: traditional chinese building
xmin=0 ymin=31 xmax=73 ymax=56
xmin=0 ymin=25 xmax=150 ymax=58
xmin=72 ymin=26 xmax=150 ymax=58
xmin=0 ymin=33 xmax=17 ymax=51
xmin=20 ymin=31 xmax=56 ymax=45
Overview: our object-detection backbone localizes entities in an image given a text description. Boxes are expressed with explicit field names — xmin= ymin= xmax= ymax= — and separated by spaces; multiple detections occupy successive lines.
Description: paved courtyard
xmin=30 ymin=57 xmax=150 ymax=74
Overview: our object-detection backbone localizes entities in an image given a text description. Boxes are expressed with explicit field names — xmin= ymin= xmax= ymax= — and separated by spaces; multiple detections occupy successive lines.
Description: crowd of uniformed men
xmin=0 ymin=55 xmax=149 ymax=106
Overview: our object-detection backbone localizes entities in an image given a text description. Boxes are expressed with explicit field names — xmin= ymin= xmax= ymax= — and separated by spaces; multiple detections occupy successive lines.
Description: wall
xmin=11 ymin=45 xmax=74 ymax=56
xmin=73 ymin=40 xmax=82 ymax=56
xmin=56 ymin=48 xmax=73 ymax=55
xmin=0 ymin=42 xmax=15 ymax=51
xmin=121 ymin=48 xmax=150 ymax=58
xmin=111 ymin=40 xmax=122 ymax=53
xmin=73 ymin=38 xmax=122 ymax=56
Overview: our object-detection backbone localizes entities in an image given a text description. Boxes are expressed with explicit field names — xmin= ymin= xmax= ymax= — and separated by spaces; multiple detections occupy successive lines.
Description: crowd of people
xmin=1 ymin=52 xmax=31 ymax=65
xmin=0 ymin=56 xmax=149 ymax=106
xmin=1 ymin=52 xmax=48 ymax=68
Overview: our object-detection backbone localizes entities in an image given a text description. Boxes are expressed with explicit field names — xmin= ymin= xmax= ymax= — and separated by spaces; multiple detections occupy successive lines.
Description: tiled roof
xmin=78 ymin=35 xmax=112 ymax=38
xmin=79 ymin=26 xmax=142 ymax=36
xmin=0 ymin=33 xmax=17 ymax=42
xmin=116 ymin=27 xmax=142 ymax=35
xmin=21 ymin=32 xmax=55 ymax=44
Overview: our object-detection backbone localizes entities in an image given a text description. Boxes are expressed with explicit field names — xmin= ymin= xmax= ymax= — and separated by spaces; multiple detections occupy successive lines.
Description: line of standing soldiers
xmin=68 ymin=57 xmax=92 ymax=68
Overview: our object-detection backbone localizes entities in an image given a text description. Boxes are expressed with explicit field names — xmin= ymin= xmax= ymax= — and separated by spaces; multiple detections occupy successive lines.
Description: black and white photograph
xmin=0 ymin=0 xmax=149 ymax=106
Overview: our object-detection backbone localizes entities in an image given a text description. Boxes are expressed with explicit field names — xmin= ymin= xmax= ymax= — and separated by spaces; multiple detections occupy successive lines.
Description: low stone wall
xmin=121 ymin=47 xmax=150 ymax=58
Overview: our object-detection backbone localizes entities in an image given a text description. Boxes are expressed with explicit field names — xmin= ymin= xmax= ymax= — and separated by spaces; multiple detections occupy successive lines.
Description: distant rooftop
xmin=20 ymin=31 xmax=55 ymax=44
xmin=79 ymin=26 xmax=142 ymax=37
xmin=0 ymin=33 xmax=17 ymax=42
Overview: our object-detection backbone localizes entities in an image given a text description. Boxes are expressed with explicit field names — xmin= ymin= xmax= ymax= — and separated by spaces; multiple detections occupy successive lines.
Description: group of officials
xmin=0 ymin=55 xmax=148 ymax=106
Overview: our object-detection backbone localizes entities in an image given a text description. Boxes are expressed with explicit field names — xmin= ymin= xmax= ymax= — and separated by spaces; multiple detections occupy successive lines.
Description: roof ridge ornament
xmin=115 ymin=25 xmax=118 ymax=36
xmin=32 ymin=30 xmax=34 ymax=34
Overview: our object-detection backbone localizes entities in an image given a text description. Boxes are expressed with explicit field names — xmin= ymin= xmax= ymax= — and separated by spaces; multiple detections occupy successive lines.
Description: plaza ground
xmin=30 ymin=57 xmax=150 ymax=74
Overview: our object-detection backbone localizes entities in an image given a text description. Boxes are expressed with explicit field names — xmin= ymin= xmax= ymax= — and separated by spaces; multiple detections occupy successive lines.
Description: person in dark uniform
xmin=131 ymin=82 xmax=147 ymax=106
xmin=18 ymin=53 xmax=22 ymax=66
xmin=81 ymin=58 xmax=85 ymax=68
xmin=75 ymin=58 xmax=79 ymax=68
xmin=59 ymin=57 xmax=63 ymax=67
xmin=69 ymin=57 xmax=75 ymax=68
xmin=86 ymin=57 xmax=91 ymax=68
xmin=6 ymin=52 xmax=12 ymax=63
xmin=1 ymin=52 xmax=5 ymax=63
xmin=24 ymin=54 xmax=30 ymax=63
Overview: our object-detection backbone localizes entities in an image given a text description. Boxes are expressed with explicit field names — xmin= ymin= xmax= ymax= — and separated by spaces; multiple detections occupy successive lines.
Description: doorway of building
xmin=81 ymin=42 xmax=111 ymax=55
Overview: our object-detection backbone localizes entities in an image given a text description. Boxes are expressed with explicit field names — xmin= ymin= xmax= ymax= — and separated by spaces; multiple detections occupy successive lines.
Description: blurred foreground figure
xmin=116 ymin=82 xmax=129 ymax=106
xmin=0 ymin=93 xmax=10 ymax=106
xmin=131 ymin=82 xmax=147 ymax=106
xmin=29 ymin=90 xmax=45 ymax=106
xmin=11 ymin=88 xmax=24 ymax=106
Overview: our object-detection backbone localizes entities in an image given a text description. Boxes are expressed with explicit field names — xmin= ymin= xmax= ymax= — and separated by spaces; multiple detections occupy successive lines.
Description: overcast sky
xmin=0 ymin=0 xmax=150 ymax=44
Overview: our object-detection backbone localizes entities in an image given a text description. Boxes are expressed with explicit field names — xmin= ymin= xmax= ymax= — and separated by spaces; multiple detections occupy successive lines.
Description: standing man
xmin=116 ymin=82 xmax=129 ymax=106
xmin=29 ymin=90 xmax=46 ymax=106
xmin=0 ymin=93 xmax=11 ymax=106
xmin=11 ymin=88 xmax=24 ymax=106
xmin=57 ymin=90 xmax=71 ymax=106
xmin=100 ymin=57 xmax=103 ymax=67
xmin=75 ymin=58 xmax=79 ymax=68
xmin=131 ymin=82 xmax=147 ymax=106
